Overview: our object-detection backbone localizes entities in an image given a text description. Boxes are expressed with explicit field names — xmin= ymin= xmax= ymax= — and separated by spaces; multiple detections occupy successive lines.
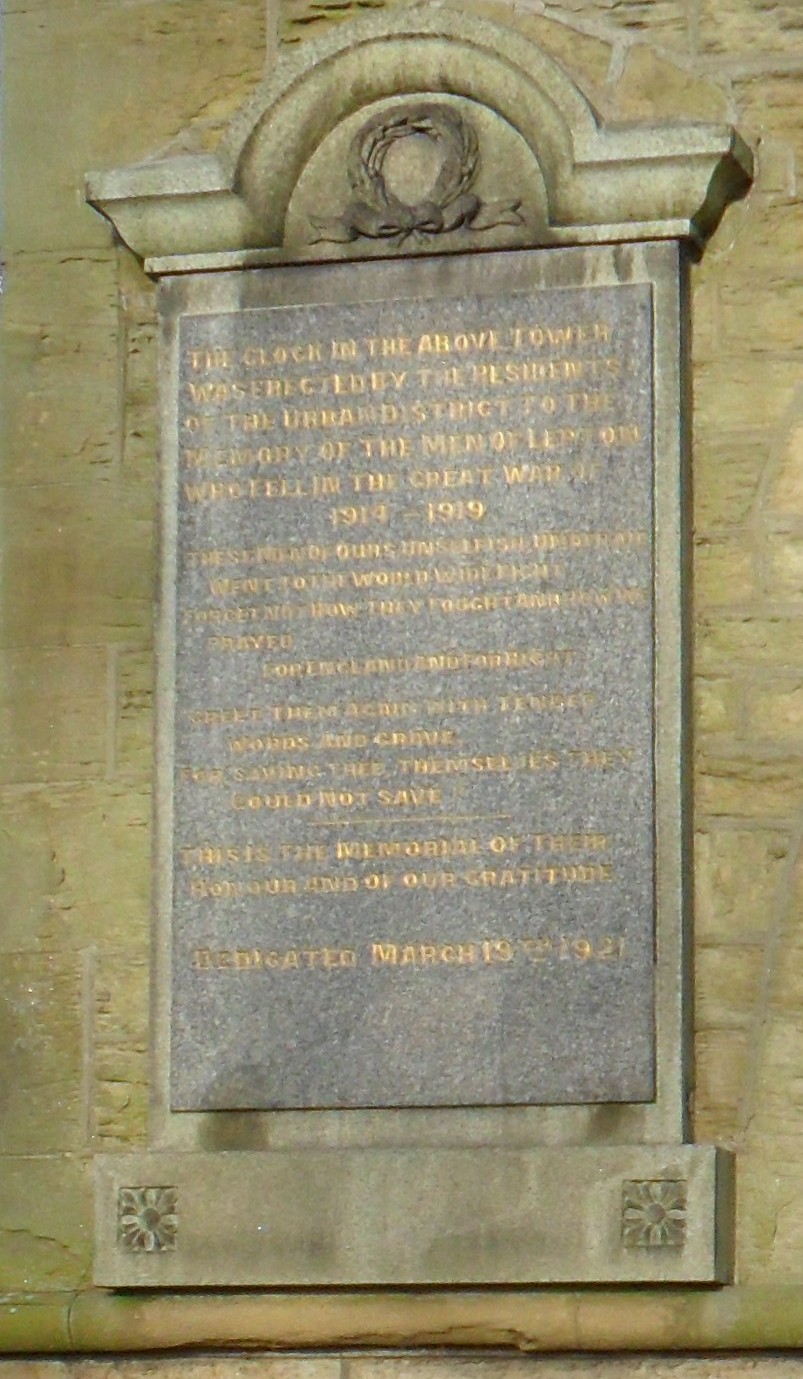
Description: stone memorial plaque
xmin=169 ymin=271 xmax=655 ymax=1111
xmin=89 ymin=21 xmax=749 ymax=1280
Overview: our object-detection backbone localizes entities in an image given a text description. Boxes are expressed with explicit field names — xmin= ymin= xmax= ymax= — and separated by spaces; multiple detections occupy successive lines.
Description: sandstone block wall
xmin=3 ymin=0 xmax=803 ymax=1356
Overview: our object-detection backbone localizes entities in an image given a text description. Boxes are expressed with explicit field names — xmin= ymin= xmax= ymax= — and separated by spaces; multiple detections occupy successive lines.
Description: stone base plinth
xmin=94 ymin=1144 xmax=733 ymax=1287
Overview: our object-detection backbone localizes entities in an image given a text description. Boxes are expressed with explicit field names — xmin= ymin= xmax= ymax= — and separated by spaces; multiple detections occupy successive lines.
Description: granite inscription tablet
xmin=170 ymin=277 xmax=655 ymax=1111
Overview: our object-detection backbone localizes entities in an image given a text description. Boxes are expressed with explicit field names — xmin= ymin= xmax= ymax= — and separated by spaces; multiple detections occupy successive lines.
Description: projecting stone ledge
xmin=85 ymin=6 xmax=752 ymax=271
xmin=94 ymin=1144 xmax=733 ymax=1288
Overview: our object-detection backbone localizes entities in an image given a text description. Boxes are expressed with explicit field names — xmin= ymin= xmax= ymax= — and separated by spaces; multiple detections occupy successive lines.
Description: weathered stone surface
xmin=0 ymin=955 xmax=84 ymax=1154
xmin=745 ymin=679 xmax=803 ymax=747
xmin=694 ymin=357 xmax=800 ymax=440
xmin=721 ymin=278 xmax=803 ymax=356
xmin=3 ymin=0 xmax=803 ymax=1336
xmin=0 ymin=1362 xmax=341 ymax=1379
xmin=761 ymin=535 xmax=803 ymax=602
xmin=539 ymin=0 xmax=691 ymax=50
xmin=495 ymin=12 xmax=613 ymax=100
xmin=1 ymin=323 xmax=119 ymax=485
xmin=694 ymin=539 xmax=757 ymax=608
xmin=694 ymin=828 xmax=789 ymax=945
xmin=94 ymin=1144 xmax=730 ymax=1285
xmin=696 ymin=754 xmax=803 ymax=820
xmin=701 ymin=0 xmax=803 ymax=56
xmin=696 ymin=614 xmax=803 ymax=672
xmin=2 ymin=250 xmax=118 ymax=331
xmin=0 ymin=483 xmax=154 ymax=650
xmin=349 ymin=1359 xmax=803 ymax=1379
xmin=693 ymin=1028 xmax=748 ymax=1144
xmin=4 ymin=2 xmax=264 ymax=253
xmin=695 ymin=945 xmax=764 ymax=1030
xmin=611 ymin=47 xmax=728 ymax=123
xmin=280 ymin=0 xmax=388 ymax=45
xmin=694 ymin=676 xmax=742 ymax=738
xmin=90 ymin=951 xmax=149 ymax=1149
xmin=692 ymin=429 xmax=768 ymax=531
xmin=0 ymin=648 xmax=108 ymax=786
xmin=0 ymin=1158 xmax=92 ymax=1291
xmin=114 ymin=648 xmax=155 ymax=780
xmin=87 ymin=5 xmax=751 ymax=264
xmin=766 ymin=414 xmax=803 ymax=520
xmin=0 ymin=784 xmax=151 ymax=953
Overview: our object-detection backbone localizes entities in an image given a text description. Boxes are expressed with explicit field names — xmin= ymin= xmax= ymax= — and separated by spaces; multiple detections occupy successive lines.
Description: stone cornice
xmin=85 ymin=5 xmax=752 ymax=272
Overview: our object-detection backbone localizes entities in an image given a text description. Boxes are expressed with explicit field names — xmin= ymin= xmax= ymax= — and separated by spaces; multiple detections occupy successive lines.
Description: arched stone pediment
xmin=86 ymin=3 xmax=751 ymax=270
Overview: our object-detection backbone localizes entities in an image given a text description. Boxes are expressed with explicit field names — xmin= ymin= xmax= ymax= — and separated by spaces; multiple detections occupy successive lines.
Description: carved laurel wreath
xmin=310 ymin=104 xmax=522 ymax=245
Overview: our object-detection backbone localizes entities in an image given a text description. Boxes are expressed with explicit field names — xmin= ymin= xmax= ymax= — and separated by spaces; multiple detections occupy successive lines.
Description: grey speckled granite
xmin=169 ymin=271 xmax=655 ymax=1111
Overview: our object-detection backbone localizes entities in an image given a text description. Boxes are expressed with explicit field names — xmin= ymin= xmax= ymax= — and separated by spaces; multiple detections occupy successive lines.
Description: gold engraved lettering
xmin=225 ymin=413 xmax=277 ymax=433
xmin=366 ymin=336 xmax=413 ymax=357
xmin=359 ymin=436 xmax=411 ymax=460
xmin=331 ymin=338 xmax=360 ymax=361
xmin=179 ymin=766 xmax=224 ymax=785
xmin=271 ymin=703 xmax=340 ymax=723
xmin=505 ymin=457 xmax=564 ymax=482
xmin=183 ymin=475 xmax=339 ymax=503
xmin=344 ymin=699 xmax=419 ymax=719
xmin=231 ymin=762 xmax=324 ymax=783
xmin=325 ymin=759 xmax=384 ymax=779
xmin=185 ymin=605 xmax=300 ymax=626
xmin=228 ymin=734 xmax=309 ymax=753
xmin=366 ymin=597 xmax=425 ymax=617
xmin=317 ymin=788 xmax=372 ymax=808
xmin=180 ymin=843 xmax=273 ymax=866
xmin=336 ymin=836 xmax=479 ymax=861
xmin=498 ymin=691 xmax=595 ymax=713
xmin=488 ymin=833 xmax=610 ymax=854
xmin=599 ymin=424 xmax=641 ymax=446
xmin=182 ymin=444 xmax=307 ymax=469
xmin=371 ymin=941 xmax=479 ymax=966
xmin=401 ymin=871 xmax=457 ymax=890
xmin=190 ymin=876 xmax=298 ymax=898
xmin=318 ymin=730 xmax=368 ymax=749
xmin=418 ymin=435 xmax=493 ymax=460
xmin=400 ymin=754 xmax=514 ymax=776
xmin=179 ymin=300 xmax=648 ymax=988
xmin=565 ymin=390 xmax=612 ymax=413
xmin=350 ymin=567 xmax=428 ymax=588
xmin=462 ymin=864 xmax=613 ymax=886
xmin=568 ymin=747 xmax=635 ymax=768
xmin=424 ymin=696 xmax=488 ymax=715
xmin=208 ymin=632 xmax=294 ymax=654
xmin=241 ymin=342 xmax=324 ymax=367
xmin=352 ymin=471 xmax=398 ymax=492
xmin=410 ymin=464 xmax=494 ymax=486
xmin=264 ymin=645 xmax=574 ymax=681
xmin=309 ymin=601 xmax=361 ymax=619
xmin=376 ymin=786 xmax=443 ymax=807
xmin=427 ymin=499 xmax=485 ymax=524
xmin=533 ymin=832 xmax=611 ymax=852
xmin=231 ymin=789 xmax=375 ymax=811
xmin=520 ymin=750 xmax=561 ymax=770
xmin=279 ymin=842 xmax=329 ymax=861
xmin=304 ymin=874 xmax=358 ymax=893
xmin=191 ymin=946 xmax=358 ymax=970
xmin=520 ymin=934 xmax=625 ymax=962
xmin=232 ymin=792 xmax=313 ymax=810
xmin=187 ymin=348 xmax=232 ymax=372
xmin=330 ymin=502 xmax=389 ymax=528
xmin=372 ymin=727 xmax=456 ymax=748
